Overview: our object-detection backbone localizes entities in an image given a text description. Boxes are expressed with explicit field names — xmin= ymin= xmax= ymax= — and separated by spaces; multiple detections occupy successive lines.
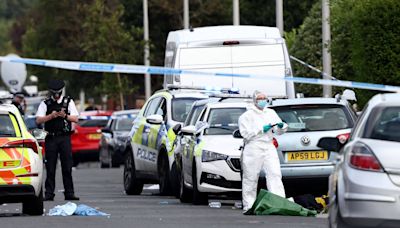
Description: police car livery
xmin=0 ymin=104 xmax=45 ymax=215
xmin=123 ymin=88 xmax=209 ymax=196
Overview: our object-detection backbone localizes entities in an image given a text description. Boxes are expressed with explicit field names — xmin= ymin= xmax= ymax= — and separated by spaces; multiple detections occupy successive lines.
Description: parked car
xmin=99 ymin=109 xmax=140 ymax=168
xmin=318 ymin=93 xmax=400 ymax=228
xmin=123 ymin=88 xmax=210 ymax=196
xmin=176 ymin=99 xmax=248 ymax=204
xmin=71 ymin=110 xmax=113 ymax=166
xmin=269 ymin=97 xmax=357 ymax=196
xmin=0 ymin=104 xmax=46 ymax=215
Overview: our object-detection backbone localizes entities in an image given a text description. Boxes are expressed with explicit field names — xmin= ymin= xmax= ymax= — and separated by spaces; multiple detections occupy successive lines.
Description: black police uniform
xmin=42 ymin=80 xmax=78 ymax=200
xmin=11 ymin=100 xmax=24 ymax=116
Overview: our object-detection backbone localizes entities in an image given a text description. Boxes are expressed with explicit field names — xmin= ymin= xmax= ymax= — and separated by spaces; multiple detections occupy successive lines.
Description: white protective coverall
xmin=239 ymin=104 xmax=288 ymax=211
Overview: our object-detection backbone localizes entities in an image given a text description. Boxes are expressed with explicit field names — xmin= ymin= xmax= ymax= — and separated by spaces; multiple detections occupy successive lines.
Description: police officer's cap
xmin=14 ymin=92 xmax=25 ymax=98
xmin=48 ymin=79 xmax=65 ymax=91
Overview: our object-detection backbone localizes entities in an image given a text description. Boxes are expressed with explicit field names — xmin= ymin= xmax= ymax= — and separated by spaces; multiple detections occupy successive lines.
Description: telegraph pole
xmin=233 ymin=0 xmax=239 ymax=25
xmin=322 ymin=0 xmax=332 ymax=97
xmin=183 ymin=0 xmax=189 ymax=29
xmin=143 ymin=0 xmax=151 ymax=99
xmin=276 ymin=0 xmax=283 ymax=36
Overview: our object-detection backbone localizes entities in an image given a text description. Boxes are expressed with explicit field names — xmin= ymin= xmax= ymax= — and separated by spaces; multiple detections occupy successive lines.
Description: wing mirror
xmin=232 ymin=129 xmax=243 ymax=138
xmin=317 ymin=137 xmax=343 ymax=152
xmin=146 ymin=114 xmax=163 ymax=124
xmin=181 ymin=125 xmax=196 ymax=135
xmin=172 ymin=123 xmax=182 ymax=135
xmin=32 ymin=129 xmax=48 ymax=141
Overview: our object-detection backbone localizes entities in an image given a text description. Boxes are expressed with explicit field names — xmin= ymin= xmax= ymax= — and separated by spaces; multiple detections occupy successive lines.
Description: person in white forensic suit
xmin=238 ymin=91 xmax=288 ymax=212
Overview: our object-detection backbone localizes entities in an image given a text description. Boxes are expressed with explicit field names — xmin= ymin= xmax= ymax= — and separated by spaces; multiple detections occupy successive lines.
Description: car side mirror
xmin=232 ymin=129 xmax=243 ymax=139
xmin=317 ymin=137 xmax=343 ymax=152
xmin=172 ymin=123 xmax=182 ymax=135
xmin=32 ymin=129 xmax=48 ymax=140
xmin=146 ymin=114 xmax=163 ymax=124
xmin=181 ymin=125 xmax=196 ymax=135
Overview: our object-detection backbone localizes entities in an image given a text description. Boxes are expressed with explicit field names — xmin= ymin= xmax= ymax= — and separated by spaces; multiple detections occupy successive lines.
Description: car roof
xmin=206 ymin=101 xmax=249 ymax=109
xmin=270 ymin=97 xmax=348 ymax=107
xmin=368 ymin=93 xmax=400 ymax=107
xmin=155 ymin=89 xmax=210 ymax=99
xmin=0 ymin=104 xmax=20 ymax=115
xmin=112 ymin=109 xmax=140 ymax=116
xmin=80 ymin=110 xmax=114 ymax=116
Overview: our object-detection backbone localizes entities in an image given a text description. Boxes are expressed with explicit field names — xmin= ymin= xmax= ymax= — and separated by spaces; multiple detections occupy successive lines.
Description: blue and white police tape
xmin=1 ymin=56 xmax=399 ymax=93
xmin=78 ymin=114 xmax=137 ymax=120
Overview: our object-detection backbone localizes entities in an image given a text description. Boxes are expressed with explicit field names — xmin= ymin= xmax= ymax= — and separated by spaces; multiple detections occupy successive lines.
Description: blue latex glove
xmin=263 ymin=124 xmax=272 ymax=133
xmin=277 ymin=122 xmax=284 ymax=129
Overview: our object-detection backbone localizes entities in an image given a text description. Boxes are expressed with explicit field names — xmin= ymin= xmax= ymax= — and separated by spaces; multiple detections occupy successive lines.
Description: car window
xmin=156 ymin=98 xmax=167 ymax=120
xmin=273 ymin=104 xmax=353 ymax=132
xmin=0 ymin=114 xmax=17 ymax=137
xmin=144 ymin=97 xmax=162 ymax=117
xmin=186 ymin=105 xmax=206 ymax=126
xmin=364 ymin=106 xmax=400 ymax=143
xmin=114 ymin=118 xmax=135 ymax=131
xmin=171 ymin=98 xmax=204 ymax=122
xmin=205 ymin=108 xmax=246 ymax=135
xmin=78 ymin=119 xmax=109 ymax=127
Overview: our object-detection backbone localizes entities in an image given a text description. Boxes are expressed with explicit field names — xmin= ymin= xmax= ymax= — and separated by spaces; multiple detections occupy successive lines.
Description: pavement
xmin=0 ymin=162 xmax=328 ymax=228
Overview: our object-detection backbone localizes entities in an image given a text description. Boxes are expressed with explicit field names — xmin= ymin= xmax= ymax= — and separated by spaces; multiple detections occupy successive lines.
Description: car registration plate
xmin=88 ymin=133 xmax=101 ymax=140
xmin=287 ymin=151 xmax=328 ymax=161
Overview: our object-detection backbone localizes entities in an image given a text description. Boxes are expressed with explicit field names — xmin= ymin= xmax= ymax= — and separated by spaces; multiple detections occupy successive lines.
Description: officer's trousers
xmin=44 ymin=134 xmax=75 ymax=197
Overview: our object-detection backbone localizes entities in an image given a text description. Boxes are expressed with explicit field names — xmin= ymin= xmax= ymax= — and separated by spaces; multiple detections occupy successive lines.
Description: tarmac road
xmin=0 ymin=162 xmax=328 ymax=228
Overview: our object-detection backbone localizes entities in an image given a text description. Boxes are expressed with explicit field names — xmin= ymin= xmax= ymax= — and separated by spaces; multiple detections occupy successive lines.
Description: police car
xmin=0 ymin=104 xmax=45 ymax=215
xmin=175 ymin=99 xmax=249 ymax=204
xmin=123 ymin=87 xmax=210 ymax=196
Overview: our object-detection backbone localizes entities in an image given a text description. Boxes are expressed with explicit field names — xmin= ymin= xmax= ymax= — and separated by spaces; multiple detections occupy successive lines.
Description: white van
xmin=164 ymin=25 xmax=295 ymax=98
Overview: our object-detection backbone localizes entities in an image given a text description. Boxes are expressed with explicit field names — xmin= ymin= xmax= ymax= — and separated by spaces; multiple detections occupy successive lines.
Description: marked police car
xmin=123 ymin=88 xmax=209 ymax=196
xmin=0 ymin=104 xmax=46 ymax=215
xmin=175 ymin=99 xmax=249 ymax=204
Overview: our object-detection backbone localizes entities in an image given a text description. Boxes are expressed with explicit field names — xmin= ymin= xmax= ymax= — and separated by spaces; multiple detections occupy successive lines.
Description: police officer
xmin=36 ymin=79 xmax=80 ymax=201
xmin=11 ymin=92 xmax=26 ymax=116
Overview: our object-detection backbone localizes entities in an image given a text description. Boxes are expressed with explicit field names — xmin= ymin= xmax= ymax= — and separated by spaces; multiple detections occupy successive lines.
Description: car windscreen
xmin=272 ymin=104 xmax=353 ymax=132
xmin=205 ymin=108 xmax=246 ymax=135
xmin=0 ymin=114 xmax=17 ymax=137
xmin=115 ymin=118 xmax=134 ymax=131
xmin=364 ymin=106 xmax=400 ymax=143
xmin=172 ymin=98 xmax=204 ymax=122
xmin=78 ymin=119 xmax=109 ymax=127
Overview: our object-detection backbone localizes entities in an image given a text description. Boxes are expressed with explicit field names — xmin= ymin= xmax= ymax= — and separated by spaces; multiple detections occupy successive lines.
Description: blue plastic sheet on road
xmin=47 ymin=202 xmax=109 ymax=217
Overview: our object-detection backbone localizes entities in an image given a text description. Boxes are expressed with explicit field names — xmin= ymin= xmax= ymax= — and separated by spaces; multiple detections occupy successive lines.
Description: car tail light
xmin=337 ymin=133 xmax=350 ymax=144
xmin=223 ymin=41 xmax=240 ymax=45
xmin=3 ymin=139 xmax=39 ymax=154
xmin=273 ymin=138 xmax=279 ymax=148
xmin=349 ymin=142 xmax=382 ymax=172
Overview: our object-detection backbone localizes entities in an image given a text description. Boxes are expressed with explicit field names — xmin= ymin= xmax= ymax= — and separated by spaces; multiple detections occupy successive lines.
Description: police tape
xmin=78 ymin=114 xmax=137 ymax=120
xmin=1 ymin=56 xmax=399 ymax=93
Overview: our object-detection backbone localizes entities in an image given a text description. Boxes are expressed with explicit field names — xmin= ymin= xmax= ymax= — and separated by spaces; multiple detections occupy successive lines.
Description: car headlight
xmin=202 ymin=150 xmax=228 ymax=162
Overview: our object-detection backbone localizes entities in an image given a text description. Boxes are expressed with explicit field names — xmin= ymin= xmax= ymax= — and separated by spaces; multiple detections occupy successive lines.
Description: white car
xmin=319 ymin=93 xmax=400 ymax=228
xmin=175 ymin=99 xmax=248 ymax=204
xmin=0 ymin=104 xmax=45 ymax=215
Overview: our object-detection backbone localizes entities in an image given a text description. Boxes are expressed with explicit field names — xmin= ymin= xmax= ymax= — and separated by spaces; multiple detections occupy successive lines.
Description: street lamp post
xmin=183 ymin=0 xmax=189 ymax=29
xmin=322 ymin=0 xmax=332 ymax=97
xmin=233 ymin=0 xmax=239 ymax=25
xmin=276 ymin=0 xmax=283 ymax=36
xmin=143 ymin=0 xmax=151 ymax=100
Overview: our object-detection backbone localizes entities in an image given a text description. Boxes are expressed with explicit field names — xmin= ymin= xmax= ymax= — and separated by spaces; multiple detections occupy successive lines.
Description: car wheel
xmin=124 ymin=151 xmax=143 ymax=195
xmin=22 ymin=187 xmax=43 ymax=216
xmin=192 ymin=161 xmax=208 ymax=205
xmin=158 ymin=151 xmax=172 ymax=196
xmin=329 ymin=193 xmax=354 ymax=228
xmin=179 ymin=162 xmax=192 ymax=203
xmin=170 ymin=161 xmax=180 ymax=198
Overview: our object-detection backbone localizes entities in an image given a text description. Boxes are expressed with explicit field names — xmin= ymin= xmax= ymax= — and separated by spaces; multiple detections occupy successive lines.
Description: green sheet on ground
xmin=244 ymin=189 xmax=317 ymax=216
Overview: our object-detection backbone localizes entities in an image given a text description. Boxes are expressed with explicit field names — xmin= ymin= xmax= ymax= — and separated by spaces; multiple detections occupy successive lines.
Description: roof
xmin=80 ymin=110 xmax=114 ymax=116
xmin=0 ymin=104 xmax=19 ymax=114
xmin=167 ymin=26 xmax=282 ymax=44
xmin=155 ymin=89 xmax=210 ymax=99
xmin=206 ymin=101 xmax=249 ymax=109
xmin=270 ymin=97 xmax=349 ymax=107
xmin=368 ymin=93 xmax=400 ymax=107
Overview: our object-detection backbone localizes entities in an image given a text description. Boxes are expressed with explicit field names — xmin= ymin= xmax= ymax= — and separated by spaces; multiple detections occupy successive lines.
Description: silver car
xmin=318 ymin=93 xmax=400 ymax=228
xmin=270 ymin=97 xmax=357 ymax=195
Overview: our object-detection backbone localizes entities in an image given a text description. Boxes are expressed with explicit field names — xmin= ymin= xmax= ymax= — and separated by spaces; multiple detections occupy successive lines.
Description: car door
xmin=132 ymin=96 xmax=162 ymax=172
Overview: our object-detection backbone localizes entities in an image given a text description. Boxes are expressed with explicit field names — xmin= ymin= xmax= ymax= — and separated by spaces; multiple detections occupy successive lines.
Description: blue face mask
xmin=256 ymin=100 xmax=267 ymax=109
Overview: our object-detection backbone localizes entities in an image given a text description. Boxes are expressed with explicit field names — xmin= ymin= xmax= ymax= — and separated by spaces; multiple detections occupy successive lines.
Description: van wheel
xmin=179 ymin=162 xmax=192 ymax=203
xmin=22 ymin=187 xmax=43 ymax=216
xmin=158 ymin=151 xmax=172 ymax=196
xmin=124 ymin=151 xmax=143 ymax=195
xmin=170 ymin=161 xmax=180 ymax=198
xmin=192 ymin=161 xmax=208 ymax=205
